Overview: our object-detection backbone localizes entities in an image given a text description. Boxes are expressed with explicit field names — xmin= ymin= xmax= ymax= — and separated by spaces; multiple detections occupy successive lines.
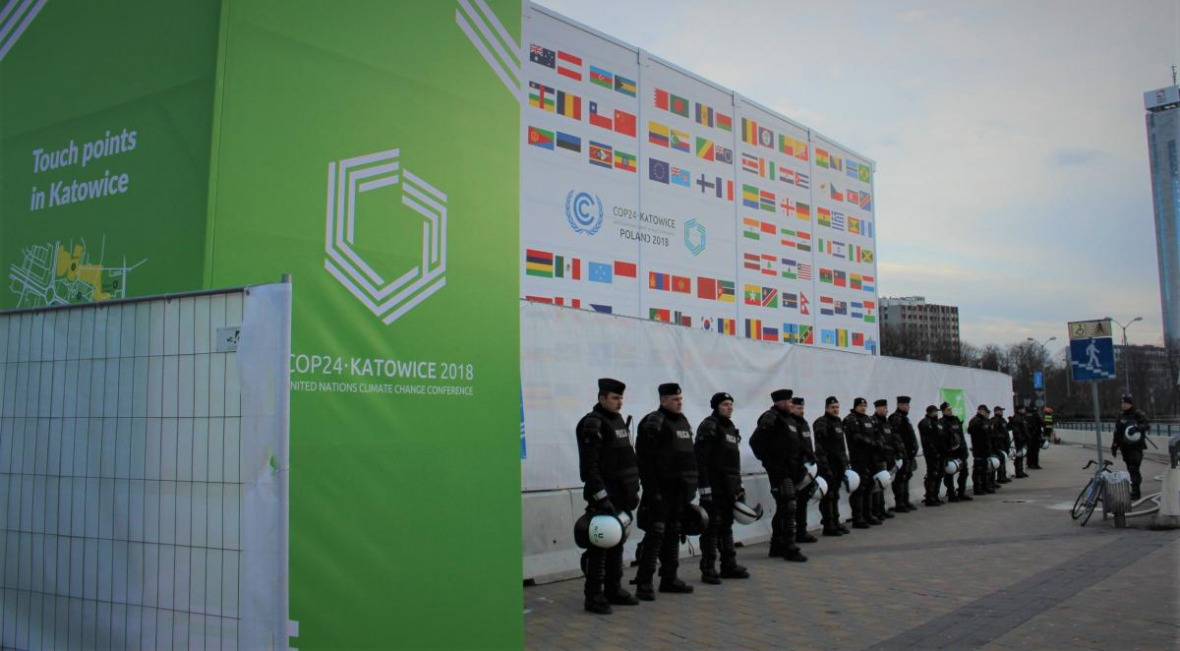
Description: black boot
xmin=958 ymin=492 xmax=973 ymax=501
xmin=658 ymin=577 xmax=694 ymax=593
xmin=784 ymin=548 xmax=808 ymax=562
xmin=633 ymin=582 xmax=655 ymax=601
xmin=796 ymin=532 xmax=818 ymax=543
xmin=584 ymin=595 xmax=612 ymax=614
xmin=720 ymin=564 xmax=749 ymax=579
xmin=822 ymin=526 xmax=844 ymax=536
xmin=701 ymin=569 xmax=721 ymax=585
xmin=605 ymin=585 xmax=638 ymax=605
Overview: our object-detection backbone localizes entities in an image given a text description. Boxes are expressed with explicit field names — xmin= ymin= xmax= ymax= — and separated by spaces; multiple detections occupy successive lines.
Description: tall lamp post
xmin=1027 ymin=336 xmax=1057 ymax=407
xmin=1106 ymin=315 xmax=1143 ymax=393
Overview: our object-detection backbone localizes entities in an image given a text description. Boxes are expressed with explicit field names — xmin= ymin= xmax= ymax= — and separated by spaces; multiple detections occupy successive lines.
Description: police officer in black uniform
xmin=991 ymin=406 xmax=1012 ymax=485
xmin=888 ymin=396 xmax=919 ymax=512
xmin=1010 ymin=405 xmax=1030 ymax=478
xmin=968 ymin=404 xmax=995 ymax=496
xmin=749 ymin=389 xmax=808 ymax=562
xmin=634 ymin=383 xmax=698 ymax=599
xmin=870 ymin=399 xmax=896 ymax=521
xmin=695 ymin=392 xmax=750 ymax=584
xmin=1111 ymin=395 xmax=1151 ymax=500
xmin=940 ymin=403 xmax=972 ymax=502
xmin=576 ymin=378 xmax=642 ymax=614
xmin=788 ymin=396 xmax=824 ymax=544
xmin=917 ymin=405 xmax=945 ymax=506
xmin=1025 ymin=405 xmax=1045 ymax=469
xmin=814 ymin=396 xmax=851 ymax=535
xmin=844 ymin=398 xmax=882 ymax=527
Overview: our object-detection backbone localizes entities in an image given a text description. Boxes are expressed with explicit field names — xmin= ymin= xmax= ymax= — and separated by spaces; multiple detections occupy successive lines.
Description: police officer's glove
xmin=737 ymin=487 xmax=747 ymax=502
xmin=595 ymin=496 xmax=616 ymax=514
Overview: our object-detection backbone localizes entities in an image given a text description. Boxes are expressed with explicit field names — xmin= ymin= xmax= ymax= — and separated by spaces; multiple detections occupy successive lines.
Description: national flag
xmin=552 ymin=254 xmax=581 ymax=279
xmin=718 ymin=280 xmax=736 ymax=302
xmin=743 ymin=251 xmax=760 ymax=269
xmin=529 ymin=44 xmax=555 ymax=68
xmin=796 ymin=171 xmax=810 ymax=189
xmin=782 ymin=323 xmax=799 ymax=343
xmin=831 ymin=155 xmax=843 ymax=172
xmin=718 ymin=318 xmax=736 ymax=335
xmin=695 ymin=102 xmax=714 ymax=127
xmin=527 ymin=126 xmax=554 ymax=150
xmin=591 ymin=304 xmax=613 ymax=314
xmin=743 ymin=284 xmax=761 ymax=305
xmin=614 ymin=74 xmax=637 ymax=97
xmin=857 ymin=246 xmax=874 ymax=264
xmin=670 ymin=166 xmax=691 ymax=187
xmin=798 ymin=264 xmax=813 ymax=281
xmin=654 ymin=88 xmax=669 ymax=110
xmin=671 ymin=129 xmax=691 ymax=153
xmin=862 ymin=275 xmax=876 ymax=293
xmin=778 ymin=196 xmax=795 ymax=219
xmin=834 ymin=270 xmax=847 ymax=287
xmin=714 ymin=144 xmax=733 ymax=164
xmin=796 ymin=201 xmax=811 ymax=220
xmin=649 ymin=121 xmax=670 ymax=147
xmin=741 ymin=184 xmax=759 ymax=209
xmin=589 ymin=101 xmax=613 ymax=130
xmin=615 ymin=151 xmax=637 ymax=173
xmin=761 ymin=286 xmax=779 ymax=308
xmin=820 ymin=295 xmax=834 ymax=316
xmin=590 ymin=65 xmax=613 ymax=88
xmin=741 ymin=217 xmax=760 ymax=239
xmin=778 ymin=168 xmax=797 ymax=186
xmin=760 ymin=253 xmax=776 ymax=276
xmin=851 ymin=301 xmax=864 ymax=319
xmin=780 ymin=258 xmax=798 ymax=280
xmin=830 ymin=183 xmax=844 ymax=202
xmin=649 ymin=158 xmax=670 ymax=184
xmin=846 ymin=189 xmax=860 ymax=207
xmin=589 ymin=141 xmax=613 ymax=168
xmin=672 ymin=276 xmax=691 ymax=293
xmin=852 ymin=332 xmax=865 ymax=347
xmin=863 ymin=300 xmax=876 ymax=323
xmin=741 ymin=117 xmax=758 ymax=145
xmin=556 ymin=131 xmax=581 ymax=152
xmin=859 ymin=191 xmax=872 ymax=211
xmin=697 ymin=276 xmax=717 ymax=300
xmin=528 ymin=81 xmax=555 ymax=111
xmin=670 ymin=93 xmax=690 ymax=117
xmin=781 ymin=228 xmax=812 ymax=252
xmin=557 ymin=50 xmax=582 ymax=80
xmin=696 ymin=137 xmax=715 ymax=161
xmin=821 ymin=329 xmax=836 ymax=345
xmin=859 ymin=164 xmax=871 ymax=184
xmin=650 ymin=308 xmax=671 ymax=323
xmin=850 ymin=273 xmax=863 ymax=290
xmin=614 ymin=261 xmax=638 ymax=278
xmin=849 ymin=217 xmax=862 ymax=235
xmin=818 ymin=207 xmax=831 ymax=228
xmin=614 ymin=110 xmax=637 ymax=137
xmin=831 ymin=212 xmax=845 ymax=231
xmin=526 ymin=249 xmax=555 ymax=277
xmin=837 ymin=329 xmax=849 ymax=348
xmin=758 ymin=126 xmax=774 ymax=149
xmin=760 ymin=189 xmax=776 ymax=212
xmin=782 ymin=292 xmax=799 ymax=310
xmin=677 ymin=312 xmax=692 ymax=327
xmin=744 ymin=318 xmax=763 ymax=340
xmin=820 ymin=268 xmax=834 ymax=284
xmin=716 ymin=113 xmax=733 ymax=132
xmin=835 ymin=299 xmax=848 ymax=316
xmin=696 ymin=174 xmax=725 ymax=198
xmin=588 ymin=261 xmax=613 ymax=283
xmin=741 ymin=153 xmax=760 ymax=175
xmin=557 ymin=91 xmax=581 ymax=119
xmin=649 ymin=271 xmax=670 ymax=291
xmin=762 ymin=325 xmax=779 ymax=340
xmin=816 ymin=149 xmax=830 ymax=168
xmin=846 ymin=161 xmax=860 ymax=180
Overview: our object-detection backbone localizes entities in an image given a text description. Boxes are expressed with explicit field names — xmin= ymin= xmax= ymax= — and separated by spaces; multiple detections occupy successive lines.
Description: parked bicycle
xmin=1071 ymin=459 xmax=1131 ymax=528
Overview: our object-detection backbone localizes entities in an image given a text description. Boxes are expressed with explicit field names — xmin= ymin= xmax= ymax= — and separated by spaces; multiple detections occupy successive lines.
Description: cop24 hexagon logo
xmin=324 ymin=148 xmax=448 ymax=325
xmin=565 ymin=190 xmax=603 ymax=235
xmin=684 ymin=218 xmax=706 ymax=256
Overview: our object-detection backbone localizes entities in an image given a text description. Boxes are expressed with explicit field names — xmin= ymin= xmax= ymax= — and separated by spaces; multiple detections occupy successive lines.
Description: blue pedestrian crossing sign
xmin=1069 ymin=337 xmax=1116 ymax=381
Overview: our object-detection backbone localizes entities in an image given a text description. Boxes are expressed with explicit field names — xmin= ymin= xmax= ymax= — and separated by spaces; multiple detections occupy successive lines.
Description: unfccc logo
xmin=565 ymin=190 xmax=603 ymax=235
xmin=684 ymin=218 xmax=707 ymax=256
xmin=324 ymin=148 xmax=448 ymax=325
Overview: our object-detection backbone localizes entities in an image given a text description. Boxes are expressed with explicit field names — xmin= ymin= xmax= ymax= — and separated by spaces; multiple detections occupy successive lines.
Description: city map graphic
xmin=8 ymin=237 xmax=147 ymax=307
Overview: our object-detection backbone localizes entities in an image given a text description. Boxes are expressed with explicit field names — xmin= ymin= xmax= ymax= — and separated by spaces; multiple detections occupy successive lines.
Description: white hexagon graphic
xmin=324 ymin=148 xmax=447 ymax=325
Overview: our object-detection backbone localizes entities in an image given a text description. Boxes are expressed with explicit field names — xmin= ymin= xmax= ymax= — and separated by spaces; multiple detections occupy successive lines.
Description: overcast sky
xmin=537 ymin=0 xmax=1176 ymax=354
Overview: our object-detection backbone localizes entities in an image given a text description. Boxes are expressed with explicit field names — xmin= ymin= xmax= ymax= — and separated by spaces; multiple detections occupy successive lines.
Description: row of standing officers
xmin=575 ymin=378 xmax=1055 ymax=615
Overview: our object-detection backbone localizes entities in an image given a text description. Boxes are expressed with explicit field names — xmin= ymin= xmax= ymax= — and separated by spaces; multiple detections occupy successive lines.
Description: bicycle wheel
xmin=1072 ymin=479 xmax=1097 ymax=520
xmin=1080 ymin=484 xmax=1100 ymax=526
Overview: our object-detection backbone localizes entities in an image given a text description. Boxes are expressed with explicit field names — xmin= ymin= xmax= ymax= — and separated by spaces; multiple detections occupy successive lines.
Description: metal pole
xmin=1122 ymin=327 xmax=1131 ymax=394
xmin=1092 ymin=382 xmax=1105 ymax=466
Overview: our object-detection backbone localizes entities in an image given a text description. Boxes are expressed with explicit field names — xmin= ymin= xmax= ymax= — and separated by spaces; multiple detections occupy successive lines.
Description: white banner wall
xmin=522 ymin=302 xmax=1012 ymax=493
xmin=520 ymin=4 xmax=881 ymax=354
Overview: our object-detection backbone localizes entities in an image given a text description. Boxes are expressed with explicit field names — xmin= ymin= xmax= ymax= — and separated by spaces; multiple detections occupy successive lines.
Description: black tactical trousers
xmin=821 ymin=476 xmax=842 ymax=529
xmin=1027 ymin=436 xmax=1042 ymax=467
xmin=924 ymin=456 xmax=943 ymax=501
xmin=851 ymin=469 xmax=873 ymax=523
xmin=584 ymin=543 xmax=626 ymax=597
xmin=770 ymin=479 xmax=798 ymax=551
xmin=700 ymin=499 xmax=738 ymax=572
xmin=636 ymin=491 xmax=685 ymax=584
xmin=1123 ymin=448 xmax=1144 ymax=497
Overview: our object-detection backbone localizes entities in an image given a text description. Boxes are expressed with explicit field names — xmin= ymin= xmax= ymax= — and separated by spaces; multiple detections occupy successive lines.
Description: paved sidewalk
xmin=524 ymin=444 xmax=1179 ymax=650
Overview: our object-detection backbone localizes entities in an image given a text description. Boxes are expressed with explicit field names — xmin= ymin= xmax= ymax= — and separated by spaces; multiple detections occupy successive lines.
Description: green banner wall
xmin=204 ymin=1 xmax=523 ymax=648
xmin=0 ymin=0 xmax=221 ymax=308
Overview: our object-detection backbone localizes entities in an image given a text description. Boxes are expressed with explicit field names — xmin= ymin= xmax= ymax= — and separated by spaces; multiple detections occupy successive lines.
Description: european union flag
xmin=649 ymin=158 xmax=669 ymax=184
xmin=589 ymin=262 xmax=613 ymax=284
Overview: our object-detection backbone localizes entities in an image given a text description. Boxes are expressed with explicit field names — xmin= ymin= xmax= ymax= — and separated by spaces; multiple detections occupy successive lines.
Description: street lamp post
xmin=1026 ymin=336 xmax=1057 ymax=408
xmin=1106 ymin=316 xmax=1143 ymax=393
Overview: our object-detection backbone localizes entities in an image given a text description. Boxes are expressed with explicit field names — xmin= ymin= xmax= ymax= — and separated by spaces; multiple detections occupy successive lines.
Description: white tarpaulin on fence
xmin=522 ymin=301 xmax=1012 ymax=492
